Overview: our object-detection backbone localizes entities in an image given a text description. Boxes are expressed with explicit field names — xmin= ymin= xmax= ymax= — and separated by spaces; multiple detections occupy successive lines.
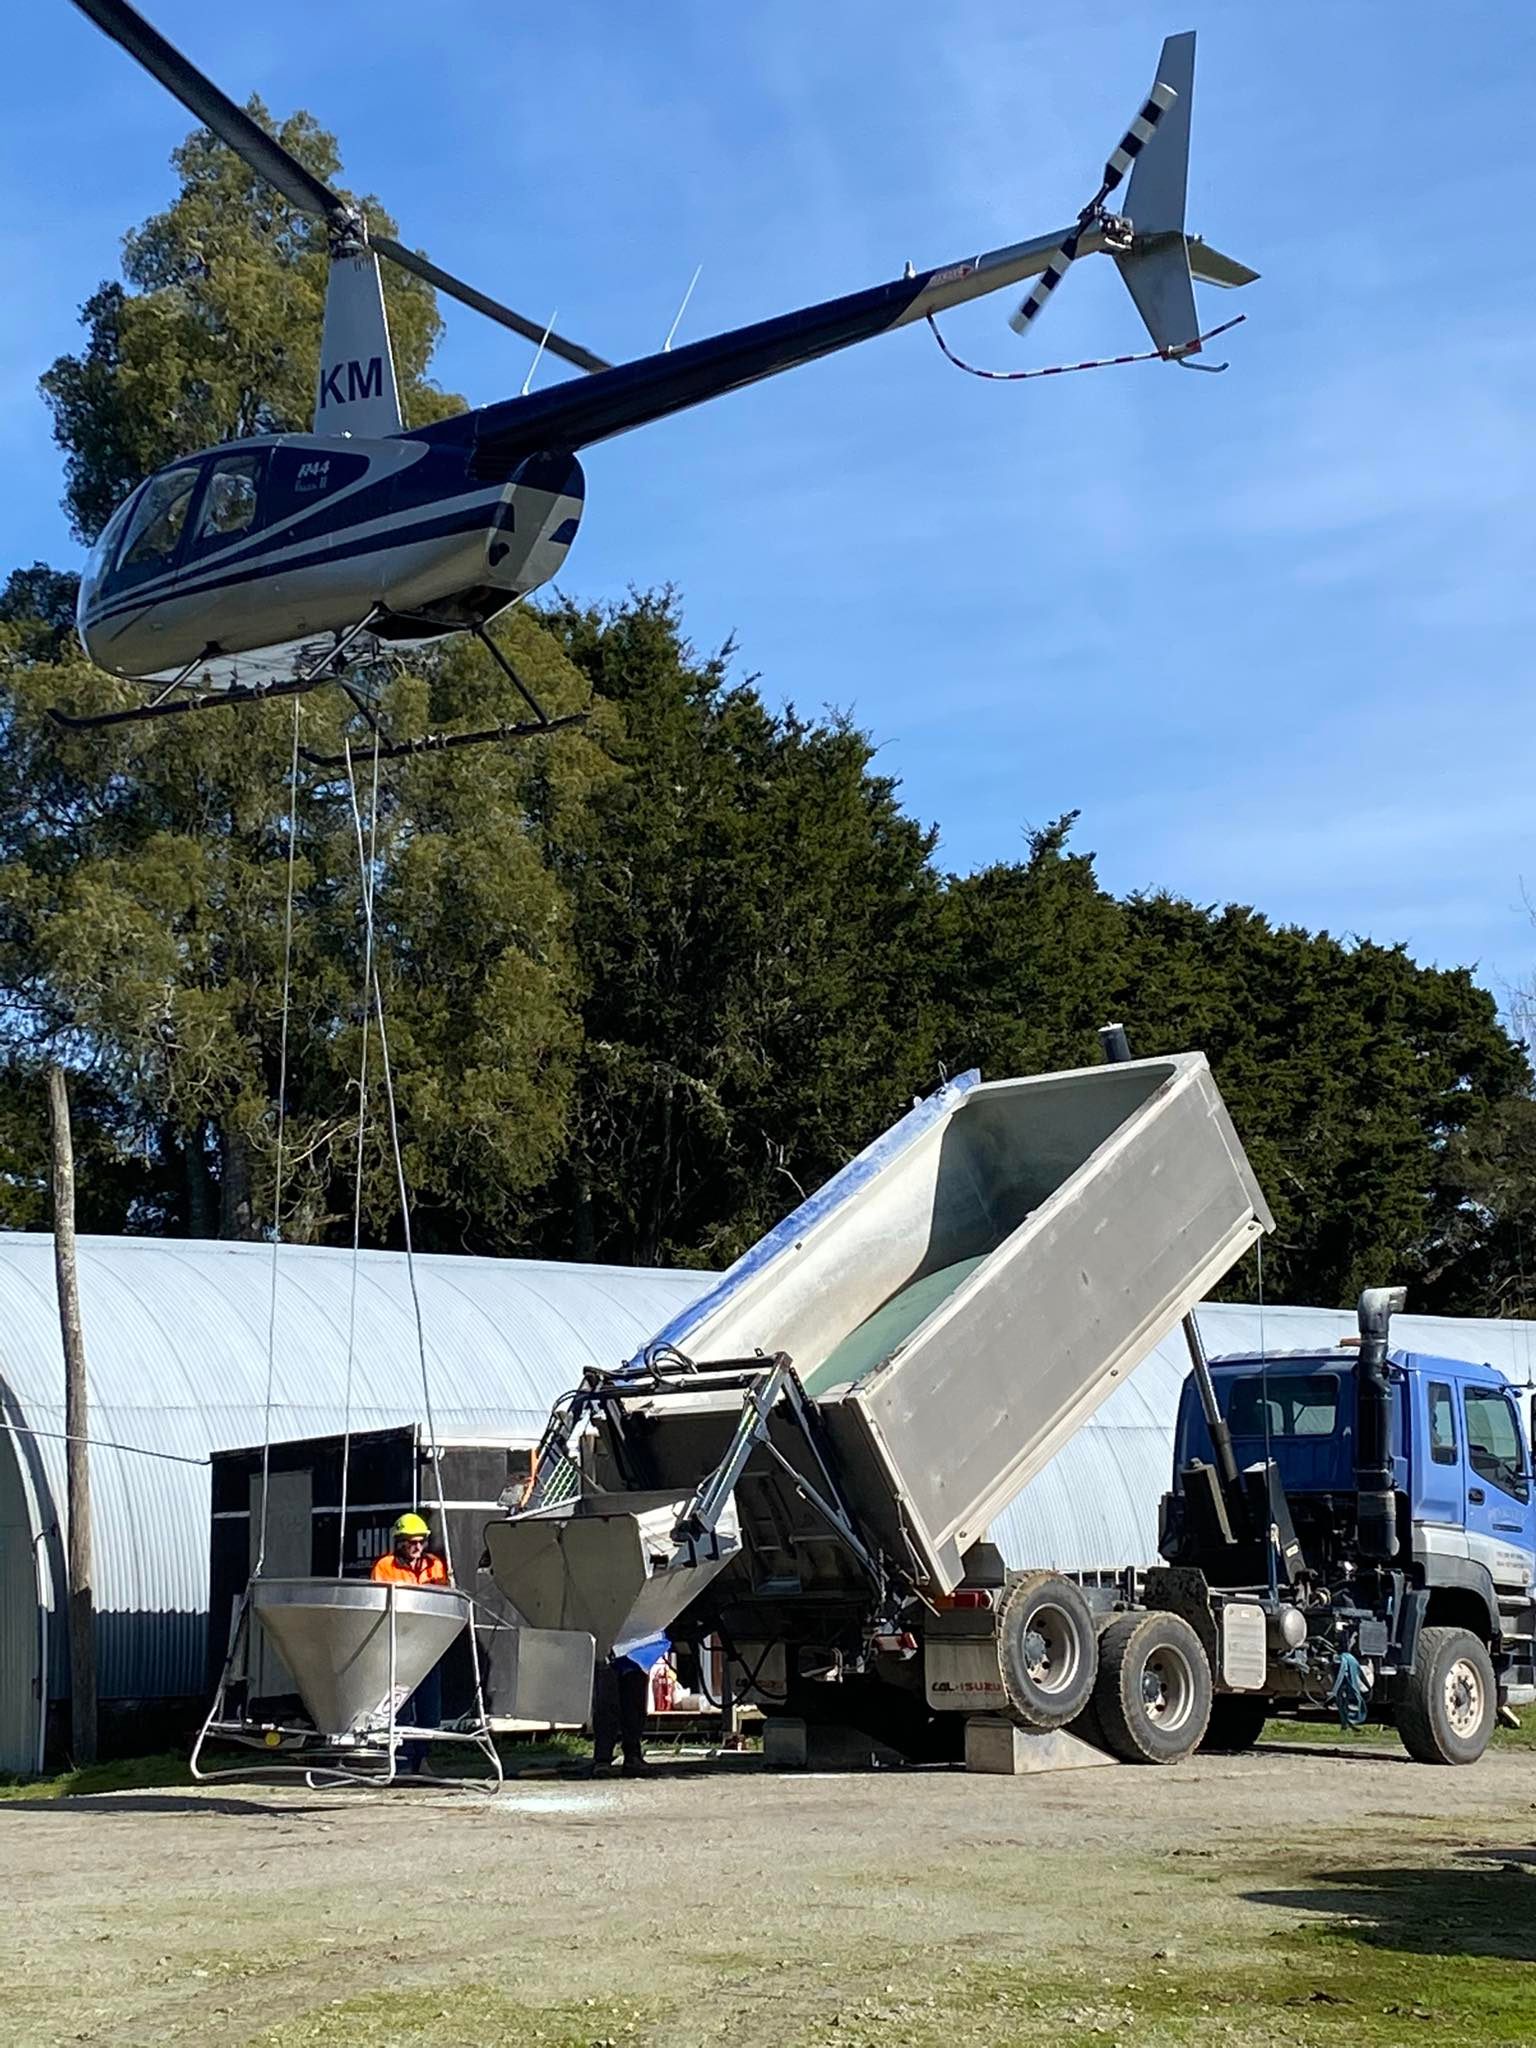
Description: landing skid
xmin=48 ymin=669 xmax=324 ymax=731
xmin=298 ymin=709 xmax=588 ymax=768
xmin=298 ymin=625 xmax=587 ymax=767
xmin=49 ymin=618 xmax=589 ymax=763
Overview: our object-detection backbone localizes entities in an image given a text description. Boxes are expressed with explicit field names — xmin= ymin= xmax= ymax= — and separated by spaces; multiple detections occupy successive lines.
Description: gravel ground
xmin=5 ymin=1743 xmax=1536 ymax=2047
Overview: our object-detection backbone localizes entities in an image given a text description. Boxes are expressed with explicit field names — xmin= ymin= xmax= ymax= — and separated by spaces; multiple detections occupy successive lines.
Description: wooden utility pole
xmin=47 ymin=1066 xmax=97 ymax=1766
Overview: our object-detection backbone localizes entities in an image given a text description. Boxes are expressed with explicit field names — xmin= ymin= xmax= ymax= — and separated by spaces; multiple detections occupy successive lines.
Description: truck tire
xmin=1201 ymin=1694 xmax=1270 ymax=1754
xmin=996 ymin=1572 xmax=1098 ymax=1730
xmin=1069 ymin=1696 xmax=1109 ymax=1753
xmin=1094 ymin=1611 xmax=1212 ymax=1764
xmin=1396 ymin=1626 xmax=1496 ymax=1766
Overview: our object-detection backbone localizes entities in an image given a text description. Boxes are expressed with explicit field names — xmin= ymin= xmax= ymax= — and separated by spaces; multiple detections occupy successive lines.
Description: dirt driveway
xmin=5 ymin=1743 xmax=1536 ymax=2047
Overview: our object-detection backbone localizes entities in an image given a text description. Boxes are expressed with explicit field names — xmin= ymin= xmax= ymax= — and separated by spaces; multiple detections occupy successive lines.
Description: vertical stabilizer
xmin=315 ymin=252 xmax=404 ymax=437
xmin=1114 ymin=30 xmax=1200 ymax=355
xmin=1123 ymin=31 xmax=1195 ymax=235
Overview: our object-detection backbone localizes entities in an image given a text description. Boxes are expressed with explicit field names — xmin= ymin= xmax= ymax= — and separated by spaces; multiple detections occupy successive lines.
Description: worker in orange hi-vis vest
xmin=371 ymin=1511 xmax=450 ymax=1587
xmin=371 ymin=1513 xmax=450 ymax=1770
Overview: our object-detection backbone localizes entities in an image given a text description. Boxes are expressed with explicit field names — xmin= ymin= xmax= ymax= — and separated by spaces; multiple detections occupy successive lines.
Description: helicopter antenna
xmin=521 ymin=310 xmax=559 ymax=395
xmin=663 ymin=265 xmax=704 ymax=352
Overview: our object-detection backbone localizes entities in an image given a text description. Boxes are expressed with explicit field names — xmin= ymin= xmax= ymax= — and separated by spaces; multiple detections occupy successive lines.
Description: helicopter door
xmin=184 ymin=450 xmax=268 ymax=562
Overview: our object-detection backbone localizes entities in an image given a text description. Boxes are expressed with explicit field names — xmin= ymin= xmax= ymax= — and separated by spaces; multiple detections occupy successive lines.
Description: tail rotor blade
xmin=1008 ymin=226 xmax=1085 ymax=336
xmin=1007 ymin=76 xmax=1177 ymax=341
xmin=1094 ymin=79 xmax=1177 ymax=211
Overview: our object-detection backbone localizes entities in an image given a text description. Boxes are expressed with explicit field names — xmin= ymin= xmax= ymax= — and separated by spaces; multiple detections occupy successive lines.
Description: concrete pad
xmin=963 ymin=1716 xmax=1117 ymax=1775
xmin=763 ymin=1718 xmax=903 ymax=1771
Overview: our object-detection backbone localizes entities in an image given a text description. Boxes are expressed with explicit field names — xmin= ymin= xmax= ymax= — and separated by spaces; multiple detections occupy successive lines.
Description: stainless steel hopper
xmin=250 ymin=1578 xmax=469 ymax=1737
xmin=485 ymin=1489 xmax=741 ymax=1659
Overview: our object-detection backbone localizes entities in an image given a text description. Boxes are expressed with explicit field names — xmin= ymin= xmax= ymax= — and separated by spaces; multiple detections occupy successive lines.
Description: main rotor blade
xmin=72 ymin=0 xmax=611 ymax=375
xmin=70 ymin=0 xmax=346 ymax=226
xmin=373 ymin=238 xmax=611 ymax=374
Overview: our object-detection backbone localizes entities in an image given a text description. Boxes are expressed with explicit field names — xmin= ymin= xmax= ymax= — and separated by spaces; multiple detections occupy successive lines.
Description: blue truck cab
xmin=1158 ymin=1309 xmax=1536 ymax=1763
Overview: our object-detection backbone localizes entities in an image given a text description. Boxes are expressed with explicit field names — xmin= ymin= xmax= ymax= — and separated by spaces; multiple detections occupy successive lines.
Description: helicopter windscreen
xmin=77 ymin=489 xmax=142 ymax=620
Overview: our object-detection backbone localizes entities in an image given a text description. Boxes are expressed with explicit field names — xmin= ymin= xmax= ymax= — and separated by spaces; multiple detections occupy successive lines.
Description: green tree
xmin=1117 ymin=892 xmax=1530 ymax=1305
xmin=40 ymin=107 xmax=463 ymax=542
xmin=0 ymin=622 xmax=590 ymax=1248
xmin=530 ymin=592 xmax=945 ymax=1268
xmin=931 ymin=811 xmax=1129 ymax=1078
xmin=0 ymin=564 xmax=79 ymax=661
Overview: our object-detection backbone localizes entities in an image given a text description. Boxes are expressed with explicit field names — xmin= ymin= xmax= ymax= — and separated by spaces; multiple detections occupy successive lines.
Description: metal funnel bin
xmin=485 ymin=1490 xmax=740 ymax=1660
xmin=251 ymin=1578 xmax=469 ymax=1737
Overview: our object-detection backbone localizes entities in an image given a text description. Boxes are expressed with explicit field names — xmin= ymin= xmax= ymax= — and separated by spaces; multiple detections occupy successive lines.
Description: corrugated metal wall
xmin=0 ymin=1409 xmax=44 ymax=1772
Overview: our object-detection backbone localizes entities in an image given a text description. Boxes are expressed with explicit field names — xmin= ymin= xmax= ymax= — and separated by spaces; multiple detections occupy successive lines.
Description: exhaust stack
xmin=1355 ymin=1285 xmax=1408 ymax=1559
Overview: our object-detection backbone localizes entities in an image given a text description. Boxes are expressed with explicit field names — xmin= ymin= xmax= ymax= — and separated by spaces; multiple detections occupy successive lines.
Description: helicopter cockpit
xmin=78 ymin=447 xmax=271 ymax=624
xmin=74 ymin=441 xmax=385 ymax=648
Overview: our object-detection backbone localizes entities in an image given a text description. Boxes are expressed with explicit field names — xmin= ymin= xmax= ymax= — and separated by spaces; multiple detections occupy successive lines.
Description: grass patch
xmin=1260 ymin=1715 xmax=1536 ymax=1752
xmin=0 ymin=1751 xmax=194 ymax=1801
xmin=779 ymin=1868 xmax=1536 ymax=2048
xmin=247 ymin=1984 xmax=661 ymax=2048
xmin=0 ymin=1730 xmax=597 ymax=1799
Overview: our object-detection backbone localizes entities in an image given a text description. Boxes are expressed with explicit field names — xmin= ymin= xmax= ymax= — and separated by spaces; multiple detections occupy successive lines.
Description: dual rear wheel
xmin=996 ymin=1576 xmax=1213 ymax=1763
xmin=1092 ymin=1610 xmax=1213 ymax=1764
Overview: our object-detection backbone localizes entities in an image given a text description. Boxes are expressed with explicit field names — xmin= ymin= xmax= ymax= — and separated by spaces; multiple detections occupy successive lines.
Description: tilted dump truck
xmin=483 ymin=1037 xmax=1535 ymax=1767
xmin=485 ymin=1043 xmax=1271 ymax=1765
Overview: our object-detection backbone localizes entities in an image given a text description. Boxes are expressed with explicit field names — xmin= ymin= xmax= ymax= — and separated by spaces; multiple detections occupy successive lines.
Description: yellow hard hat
xmin=392 ymin=1512 xmax=431 ymax=1539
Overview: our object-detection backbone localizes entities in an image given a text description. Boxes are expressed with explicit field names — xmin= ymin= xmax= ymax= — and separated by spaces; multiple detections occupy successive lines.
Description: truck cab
xmin=1171 ymin=1346 xmax=1536 ymax=1610
xmin=1162 ymin=1336 xmax=1536 ymax=1757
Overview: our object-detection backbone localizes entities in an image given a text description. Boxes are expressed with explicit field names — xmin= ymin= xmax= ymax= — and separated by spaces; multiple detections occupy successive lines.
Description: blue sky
xmin=3 ymin=4 xmax=1534 ymax=1014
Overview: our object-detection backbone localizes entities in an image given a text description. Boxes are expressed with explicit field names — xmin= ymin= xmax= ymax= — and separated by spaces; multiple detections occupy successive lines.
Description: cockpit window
xmin=118 ymin=466 xmax=200 ymax=571
xmin=78 ymin=491 xmax=141 ymax=614
xmin=192 ymin=453 xmax=264 ymax=549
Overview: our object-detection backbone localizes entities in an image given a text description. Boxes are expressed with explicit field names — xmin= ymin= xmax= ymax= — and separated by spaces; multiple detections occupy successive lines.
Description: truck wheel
xmin=996 ymin=1572 xmax=1098 ymax=1730
xmin=1095 ymin=1611 xmax=1212 ymax=1764
xmin=1397 ymin=1626 xmax=1495 ymax=1765
xmin=1201 ymin=1694 xmax=1270 ymax=1753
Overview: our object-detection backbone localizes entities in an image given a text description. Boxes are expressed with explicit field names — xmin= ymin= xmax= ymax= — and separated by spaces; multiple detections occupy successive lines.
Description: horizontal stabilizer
xmin=1186 ymin=238 xmax=1260 ymax=288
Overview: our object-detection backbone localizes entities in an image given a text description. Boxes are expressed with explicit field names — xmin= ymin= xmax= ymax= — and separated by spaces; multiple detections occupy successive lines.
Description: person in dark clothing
xmin=589 ymin=1636 xmax=669 ymax=1776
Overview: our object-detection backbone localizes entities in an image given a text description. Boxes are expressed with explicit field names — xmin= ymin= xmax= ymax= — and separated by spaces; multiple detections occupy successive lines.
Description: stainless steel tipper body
xmin=486 ymin=1052 xmax=1272 ymax=1703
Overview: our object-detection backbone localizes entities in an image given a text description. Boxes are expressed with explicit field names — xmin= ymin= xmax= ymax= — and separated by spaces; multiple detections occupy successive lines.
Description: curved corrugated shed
xmin=0 ymin=1233 xmax=711 ymax=1713
xmin=991 ymin=1301 xmax=1536 ymax=1572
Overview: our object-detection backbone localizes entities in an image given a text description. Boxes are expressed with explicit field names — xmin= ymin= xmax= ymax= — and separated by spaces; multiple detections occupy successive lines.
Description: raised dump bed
xmin=488 ymin=1051 xmax=1272 ymax=1671
xmin=624 ymin=1051 xmax=1270 ymax=1588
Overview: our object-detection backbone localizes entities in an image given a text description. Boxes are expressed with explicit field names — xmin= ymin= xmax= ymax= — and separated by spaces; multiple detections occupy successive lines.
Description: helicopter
xmin=53 ymin=3 xmax=1256 ymax=764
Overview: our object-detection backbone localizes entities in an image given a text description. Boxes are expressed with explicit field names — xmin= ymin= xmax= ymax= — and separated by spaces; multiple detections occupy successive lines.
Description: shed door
xmin=0 ymin=1441 xmax=41 ymax=1772
xmin=249 ymin=1471 xmax=312 ymax=1700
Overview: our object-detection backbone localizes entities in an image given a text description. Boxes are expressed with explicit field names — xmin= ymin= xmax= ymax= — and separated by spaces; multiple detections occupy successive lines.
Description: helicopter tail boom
xmin=423 ymin=35 xmax=1253 ymax=474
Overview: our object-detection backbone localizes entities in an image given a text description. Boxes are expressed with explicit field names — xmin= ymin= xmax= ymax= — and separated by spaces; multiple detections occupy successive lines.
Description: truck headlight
xmin=1273 ymin=1606 xmax=1307 ymax=1650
